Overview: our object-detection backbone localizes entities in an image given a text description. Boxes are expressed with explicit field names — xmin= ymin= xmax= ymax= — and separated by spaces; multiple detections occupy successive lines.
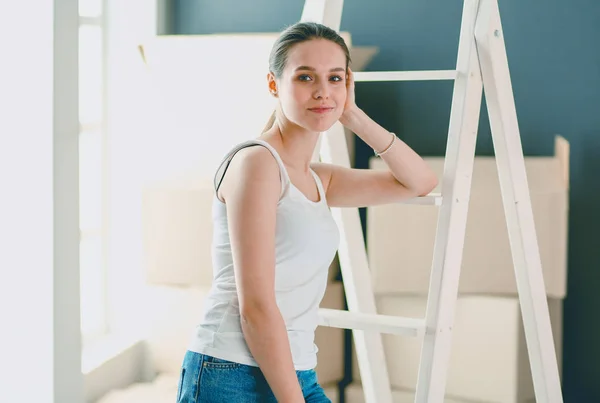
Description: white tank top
xmin=188 ymin=139 xmax=340 ymax=370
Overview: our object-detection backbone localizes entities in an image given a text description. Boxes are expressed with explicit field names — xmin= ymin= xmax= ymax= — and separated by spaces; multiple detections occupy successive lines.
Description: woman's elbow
xmin=417 ymin=174 xmax=438 ymax=197
xmin=416 ymin=174 xmax=439 ymax=197
xmin=240 ymin=298 xmax=278 ymax=323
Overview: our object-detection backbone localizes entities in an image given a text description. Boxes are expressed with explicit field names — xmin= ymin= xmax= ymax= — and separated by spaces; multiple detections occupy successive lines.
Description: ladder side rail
xmin=320 ymin=122 xmax=394 ymax=403
xmin=301 ymin=1 xmax=394 ymax=402
xmin=474 ymin=1 xmax=563 ymax=401
xmin=301 ymin=0 xmax=344 ymax=31
xmin=414 ymin=0 xmax=484 ymax=401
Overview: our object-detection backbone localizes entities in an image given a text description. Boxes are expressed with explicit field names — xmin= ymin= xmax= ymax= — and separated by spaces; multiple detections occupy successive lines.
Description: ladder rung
xmin=402 ymin=193 xmax=442 ymax=206
xmin=318 ymin=308 xmax=426 ymax=337
xmin=354 ymin=70 xmax=457 ymax=82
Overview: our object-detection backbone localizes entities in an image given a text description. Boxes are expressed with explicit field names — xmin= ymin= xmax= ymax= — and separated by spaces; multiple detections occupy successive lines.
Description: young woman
xmin=177 ymin=21 xmax=438 ymax=403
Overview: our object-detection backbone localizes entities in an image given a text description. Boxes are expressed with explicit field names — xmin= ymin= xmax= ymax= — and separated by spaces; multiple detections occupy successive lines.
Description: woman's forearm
xmin=241 ymin=305 xmax=304 ymax=403
xmin=342 ymin=106 xmax=438 ymax=195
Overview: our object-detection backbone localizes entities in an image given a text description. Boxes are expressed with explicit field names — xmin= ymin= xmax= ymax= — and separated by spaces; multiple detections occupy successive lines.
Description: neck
xmin=264 ymin=112 xmax=320 ymax=172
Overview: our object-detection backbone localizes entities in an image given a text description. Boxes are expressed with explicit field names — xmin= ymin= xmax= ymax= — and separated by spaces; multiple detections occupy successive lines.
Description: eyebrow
xmin=294 ymin=66 xmax=346 ymax=73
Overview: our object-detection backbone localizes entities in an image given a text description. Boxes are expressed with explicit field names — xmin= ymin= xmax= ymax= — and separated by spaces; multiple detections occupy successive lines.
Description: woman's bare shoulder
xmin=218 ymin=144 xmax=281 ymax=203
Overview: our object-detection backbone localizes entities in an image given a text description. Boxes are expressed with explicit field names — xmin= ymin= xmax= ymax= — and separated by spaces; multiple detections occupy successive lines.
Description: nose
xmin=313 ymin=81 xmax=330 ymax=100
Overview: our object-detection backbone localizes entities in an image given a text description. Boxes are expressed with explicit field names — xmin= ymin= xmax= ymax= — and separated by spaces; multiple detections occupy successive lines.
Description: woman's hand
xmin=339 ymin=67 xmax=360 ymax=127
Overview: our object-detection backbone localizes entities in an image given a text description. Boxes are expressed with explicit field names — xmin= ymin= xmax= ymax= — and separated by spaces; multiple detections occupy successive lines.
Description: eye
xmin=330 ymin=75 xmax=343 ymax=82
xmin=298 ymin=74 xmax=312 ymax=81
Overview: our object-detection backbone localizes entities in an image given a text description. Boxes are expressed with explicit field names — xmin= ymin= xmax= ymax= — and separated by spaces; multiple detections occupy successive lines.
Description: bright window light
xmin=79 ymin=0 xmax=102 ymax=18
xmin=78 ymin=5 xmax=107 ymax=342
xmin=79 ymin=24 xmax=103 ymax=127
xmin=80 ymin=233 xmax=106 ymax=337
xmin=79 ymin=125 xmax=106 ymax=338
xmin=79 ymin=129 xmax=103 ymax=230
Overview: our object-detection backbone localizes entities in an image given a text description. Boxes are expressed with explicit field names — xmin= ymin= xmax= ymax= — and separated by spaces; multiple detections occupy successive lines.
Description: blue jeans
xmin=176 ymin=350 xmax=332 ymax=402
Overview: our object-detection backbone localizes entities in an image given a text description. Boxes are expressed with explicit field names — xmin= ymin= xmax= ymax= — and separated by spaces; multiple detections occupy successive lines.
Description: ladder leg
xmin=414 ymin=0 xmax=483 ymax=401
xmin=474 ymin=0 xmax=563 ymax=401
xmin=302 ymin=1 xmax=394 ymax=401
xmin=301 ymin=0 xmax=344 ymax=31
xmin=320 ymin=122 xmax=394 ymax=403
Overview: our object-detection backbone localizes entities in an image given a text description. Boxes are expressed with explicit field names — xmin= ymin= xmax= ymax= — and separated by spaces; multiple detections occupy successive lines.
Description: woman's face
xmin=274 ymin=39 xmax=347 ymax=133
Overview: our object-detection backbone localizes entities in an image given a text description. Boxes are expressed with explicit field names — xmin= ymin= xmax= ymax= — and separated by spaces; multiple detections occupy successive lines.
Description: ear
xmin=267 ymin=72 xmax=278 ymax=96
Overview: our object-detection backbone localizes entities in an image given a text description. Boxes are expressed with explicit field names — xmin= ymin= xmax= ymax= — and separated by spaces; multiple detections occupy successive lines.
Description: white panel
xmin=318 ymin=308 xmax=425 ymax=337
xmin=354 ymin=70 xmax=456 ymax=82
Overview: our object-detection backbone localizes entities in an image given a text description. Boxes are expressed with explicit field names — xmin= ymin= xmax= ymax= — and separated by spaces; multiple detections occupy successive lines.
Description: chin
xmin=303 ymin=116 xmax=340 ymax=133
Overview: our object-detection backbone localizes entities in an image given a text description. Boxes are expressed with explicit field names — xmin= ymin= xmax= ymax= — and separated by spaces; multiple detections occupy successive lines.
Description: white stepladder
xmin=303 ymin=0 xmax=565 ymax=402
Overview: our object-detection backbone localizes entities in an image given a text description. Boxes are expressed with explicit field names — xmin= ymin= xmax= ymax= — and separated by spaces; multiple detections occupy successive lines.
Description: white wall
xmin=0 ymin=1 xmax=83 ymax=403
xmin=104 ymin=0 xmax=159 ymax=338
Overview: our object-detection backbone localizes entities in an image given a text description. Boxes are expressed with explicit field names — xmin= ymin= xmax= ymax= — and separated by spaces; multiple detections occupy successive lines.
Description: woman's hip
xmin=176 ymin=350 xmax=331 ymax=403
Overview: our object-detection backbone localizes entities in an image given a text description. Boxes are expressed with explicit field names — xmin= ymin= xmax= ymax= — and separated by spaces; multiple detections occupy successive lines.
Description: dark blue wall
xmin=171 ymin=1 xmax=600 ymax=400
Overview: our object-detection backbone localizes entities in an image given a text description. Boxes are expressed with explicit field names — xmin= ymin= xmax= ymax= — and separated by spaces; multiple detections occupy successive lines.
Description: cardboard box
xmin=344 ymin=383 xmax=469 ymax=403
xmin=316 ymin=281 xmax=346 ymax=386
xmin=141 ymin=176 xmax=216 ymax=287
xmin=142 ymin=284 xmax=212 ymax=375
xmin=324 ymin=385 xmax=340 ymax=403
xmin=351 ymin=295 xmax=563 ymax=403
xmin=367 ymin=136 xmax=569 ymax=298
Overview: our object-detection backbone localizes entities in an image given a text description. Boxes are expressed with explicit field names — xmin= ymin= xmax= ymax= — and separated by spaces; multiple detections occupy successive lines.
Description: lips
xmin=308 ymin=106 xmax=334 ymax=114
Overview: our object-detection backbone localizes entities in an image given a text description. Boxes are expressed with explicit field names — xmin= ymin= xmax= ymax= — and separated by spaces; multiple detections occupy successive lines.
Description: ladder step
xmin=318 ymin=308 xmax=426 ymax=337
xmin=354 ymin=70 xmax=457 ymax=82
xmin=403 ymin=193 xmax=442 ymax=206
